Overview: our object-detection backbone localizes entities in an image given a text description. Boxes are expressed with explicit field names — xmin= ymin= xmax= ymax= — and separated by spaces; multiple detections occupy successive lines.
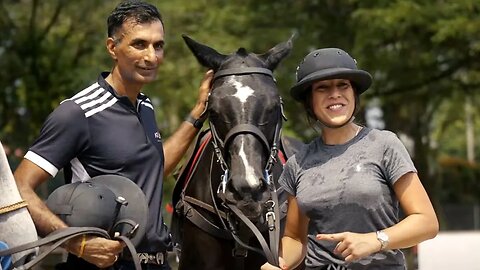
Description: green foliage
xmin=0 ymin=1 xmax=113 ymax=146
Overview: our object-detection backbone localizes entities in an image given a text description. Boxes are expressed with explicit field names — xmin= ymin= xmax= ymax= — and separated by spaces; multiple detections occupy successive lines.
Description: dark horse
xmin=172 ymin=35 xmax=303 ymax=270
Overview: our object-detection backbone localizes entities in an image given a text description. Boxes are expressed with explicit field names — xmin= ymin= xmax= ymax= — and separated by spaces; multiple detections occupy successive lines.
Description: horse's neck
xmin=0 ymin=142 xmax=39 ymax=264
xmin=0 ymin=143 xmax=23 ymax=206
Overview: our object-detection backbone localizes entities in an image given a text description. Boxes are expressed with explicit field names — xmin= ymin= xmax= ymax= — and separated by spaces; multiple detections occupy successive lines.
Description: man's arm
xmin=163 ymin=70 xmax=213 ymax=176
xmin=14 ymin=159 xmax=67 ymax=235
xmin=14 ymin=159 xmax=123 ymax=268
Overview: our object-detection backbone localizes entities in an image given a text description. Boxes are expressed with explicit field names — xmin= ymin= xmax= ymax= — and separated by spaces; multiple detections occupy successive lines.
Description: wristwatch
xmin=376 ymin=230 xmax=389 ymax=251
xmin=185 ymin=114 xmax=204 ymax=129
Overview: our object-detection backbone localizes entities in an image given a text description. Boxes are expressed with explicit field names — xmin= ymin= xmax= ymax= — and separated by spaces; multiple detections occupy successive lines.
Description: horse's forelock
xmin=236 ymin=47 xmax=249 ymax=57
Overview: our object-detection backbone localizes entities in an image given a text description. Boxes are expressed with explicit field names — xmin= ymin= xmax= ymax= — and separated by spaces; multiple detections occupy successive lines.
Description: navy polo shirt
xmin=25 ymin=72 xmax=172 ymax=252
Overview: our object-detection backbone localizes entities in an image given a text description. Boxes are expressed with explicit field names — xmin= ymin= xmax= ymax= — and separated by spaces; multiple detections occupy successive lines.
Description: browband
xmin=213 ymin=67 xmax=273 ymax=81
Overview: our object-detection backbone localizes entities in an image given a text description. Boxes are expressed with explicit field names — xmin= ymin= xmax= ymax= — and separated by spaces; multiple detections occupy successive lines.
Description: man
xmin=14 ymin=1 xmax=213 ymax=269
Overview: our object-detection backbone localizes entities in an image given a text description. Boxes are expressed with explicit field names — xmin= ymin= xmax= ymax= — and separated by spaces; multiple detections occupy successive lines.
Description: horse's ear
xmin=260 ymin=32 xmax=296 ymax=71
xmin=182 ymin=34 xmax=226 ymax=70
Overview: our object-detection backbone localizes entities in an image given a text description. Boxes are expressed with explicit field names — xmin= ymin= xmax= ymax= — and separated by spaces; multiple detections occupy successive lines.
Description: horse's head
xmin=183 ymin=35 xmax=293 ymax=221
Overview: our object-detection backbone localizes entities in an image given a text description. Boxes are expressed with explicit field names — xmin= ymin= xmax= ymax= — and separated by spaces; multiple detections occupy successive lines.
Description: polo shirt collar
xmin=98 ymin=72 xmax=147 ymax=108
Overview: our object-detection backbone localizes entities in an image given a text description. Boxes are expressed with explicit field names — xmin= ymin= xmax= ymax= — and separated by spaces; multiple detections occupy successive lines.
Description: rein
xmin=0 ymin=227 xmax=141 ymax=270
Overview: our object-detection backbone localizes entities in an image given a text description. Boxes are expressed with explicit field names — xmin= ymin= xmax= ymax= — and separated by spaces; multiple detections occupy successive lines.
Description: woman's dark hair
xmin=107 ymin=0 xmax=163 ymax=38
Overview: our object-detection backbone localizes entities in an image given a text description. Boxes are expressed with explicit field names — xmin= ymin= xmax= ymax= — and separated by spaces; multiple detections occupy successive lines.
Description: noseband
xmin=206 ymin=67 xmax=283 ymax=266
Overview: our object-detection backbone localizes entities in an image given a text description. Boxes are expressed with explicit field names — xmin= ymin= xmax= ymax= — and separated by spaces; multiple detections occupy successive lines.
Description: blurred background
xmin=1 ymin=0 xmax=479 ymax=269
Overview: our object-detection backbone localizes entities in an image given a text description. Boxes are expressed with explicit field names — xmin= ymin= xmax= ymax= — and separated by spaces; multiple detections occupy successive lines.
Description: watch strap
xmin=185 ymin=114 xmax=204 ymax=129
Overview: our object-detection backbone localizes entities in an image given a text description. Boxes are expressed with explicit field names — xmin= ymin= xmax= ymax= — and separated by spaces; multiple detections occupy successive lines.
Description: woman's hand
xmin=316 ymin=232 xmax=381 ymax=263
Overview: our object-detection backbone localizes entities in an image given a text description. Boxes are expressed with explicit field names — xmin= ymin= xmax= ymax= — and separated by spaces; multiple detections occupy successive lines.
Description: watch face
xmin=378 ymin=231 xmax=388 ymax=241
xmin=377 ymin=230 xmax=389 ymax=250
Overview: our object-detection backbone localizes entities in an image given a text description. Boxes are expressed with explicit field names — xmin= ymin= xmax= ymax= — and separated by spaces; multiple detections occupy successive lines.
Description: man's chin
xmin=136 ymin=73 xmax=158 ymax=83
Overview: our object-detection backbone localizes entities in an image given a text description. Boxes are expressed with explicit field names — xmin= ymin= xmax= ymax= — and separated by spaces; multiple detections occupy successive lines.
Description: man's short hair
xmin=107 ymin=0 xmax=163 ymax=38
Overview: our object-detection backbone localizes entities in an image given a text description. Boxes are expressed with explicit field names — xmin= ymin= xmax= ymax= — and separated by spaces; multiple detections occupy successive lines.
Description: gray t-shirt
xmin=280 ymin=127 xmax=417 ymax=270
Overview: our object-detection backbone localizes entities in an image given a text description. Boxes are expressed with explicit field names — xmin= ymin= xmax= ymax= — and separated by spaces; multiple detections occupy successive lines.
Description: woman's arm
xmin=262 ymin=194 xmax=309 ymax=270
xmin=282 ymin=194 xmax=310 ymax=268
xmin=381 ymin=172 xmax=439 ymax=249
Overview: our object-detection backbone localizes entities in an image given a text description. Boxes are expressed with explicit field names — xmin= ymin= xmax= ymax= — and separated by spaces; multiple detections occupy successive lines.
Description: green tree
xmin=0 ymin=1 xmax=113 ymax=148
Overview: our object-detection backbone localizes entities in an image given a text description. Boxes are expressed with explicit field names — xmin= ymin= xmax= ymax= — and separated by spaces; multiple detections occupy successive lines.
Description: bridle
xmin=207 ymin=66 xmax=286 ymax=266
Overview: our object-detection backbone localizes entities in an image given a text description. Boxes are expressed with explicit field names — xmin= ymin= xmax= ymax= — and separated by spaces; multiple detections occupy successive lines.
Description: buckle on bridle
xmin=265 ymin=211 xmax=276 ymax=231
xmin=265 ymin=200 xmax=275 ymax=210
xmin=155 ymin=252 xmax=164 ymax=265
xmin=217 ymin=170 xmax=229 ymax=194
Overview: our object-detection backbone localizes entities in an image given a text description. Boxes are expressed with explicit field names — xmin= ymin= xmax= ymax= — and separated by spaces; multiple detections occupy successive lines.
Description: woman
xmin=262 ymin=48 xmax=438 ymax=270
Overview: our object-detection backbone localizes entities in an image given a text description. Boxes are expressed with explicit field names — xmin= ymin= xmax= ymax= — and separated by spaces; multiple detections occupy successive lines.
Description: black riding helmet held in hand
xmin=290 ymin=48 xmax=372 ymax=101
xmin=46 ymin=174 xmax=148 ymax=247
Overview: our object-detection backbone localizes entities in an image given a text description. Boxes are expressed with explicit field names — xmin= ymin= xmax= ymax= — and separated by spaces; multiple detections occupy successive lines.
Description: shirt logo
xmin=154 ymin=131 xmax=162 ymax=142
xmin=355 ymin=163 xmax=363 ymax=172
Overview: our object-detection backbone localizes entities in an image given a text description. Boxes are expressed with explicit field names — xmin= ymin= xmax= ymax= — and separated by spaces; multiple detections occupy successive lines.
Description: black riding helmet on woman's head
xmin=290 ymin=48 xmax=372 ymax=101
xmin=290 ymin=48 xmax=373 ymax=126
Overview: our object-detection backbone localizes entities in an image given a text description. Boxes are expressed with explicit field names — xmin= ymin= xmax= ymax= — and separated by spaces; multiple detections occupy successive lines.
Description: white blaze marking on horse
xmin=230 ymin=78 xmax=254 ymax=106
xmin=239 ymin=140 xmax=258 ymax=187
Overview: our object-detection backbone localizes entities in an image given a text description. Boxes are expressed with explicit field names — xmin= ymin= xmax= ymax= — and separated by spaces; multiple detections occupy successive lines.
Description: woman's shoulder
xmin=363 ymin=128 xmax=406 ymax=151
xmin=365 ymin=128 xmax=399 ymax=140
xmin=286 ymin=137 xmax=320 ymax=164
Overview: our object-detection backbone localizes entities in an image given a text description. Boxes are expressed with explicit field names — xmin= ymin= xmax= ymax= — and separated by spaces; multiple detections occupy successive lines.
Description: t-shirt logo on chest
xmin=355 ymin=163 xmax=363 ymax=172
xmin=154 ymin=131 xmax=162 ymax=142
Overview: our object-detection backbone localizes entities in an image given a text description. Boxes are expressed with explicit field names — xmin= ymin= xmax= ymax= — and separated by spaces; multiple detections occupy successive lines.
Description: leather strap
xmin=0 ymin=227 xmax=141 ymax=270
xmin=228 ymin=204 xmax=277 ymax=266
xmin=213 ymin=67 xmax=273 ymax=81
xmin=182 ymin=200 xmax=232 ymax=240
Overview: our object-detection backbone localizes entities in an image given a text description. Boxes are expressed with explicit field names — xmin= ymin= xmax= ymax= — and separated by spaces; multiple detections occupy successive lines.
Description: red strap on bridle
xmin=183 ymin=132 xmax=212 ymax=189
xmin=277 ymin=149 xmax=287 ymax=165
